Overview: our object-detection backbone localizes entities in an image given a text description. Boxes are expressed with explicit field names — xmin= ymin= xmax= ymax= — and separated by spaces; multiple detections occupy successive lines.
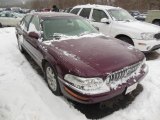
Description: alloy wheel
xmin=46 ymin=66 xmax=57 ymax=92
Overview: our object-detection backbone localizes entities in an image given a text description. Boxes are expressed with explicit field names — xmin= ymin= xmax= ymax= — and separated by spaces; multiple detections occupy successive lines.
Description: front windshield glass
xmin=108 ymin=9 xmax=135 ymax=21
xmin=42 ymin=18 xmax=98 ymax=40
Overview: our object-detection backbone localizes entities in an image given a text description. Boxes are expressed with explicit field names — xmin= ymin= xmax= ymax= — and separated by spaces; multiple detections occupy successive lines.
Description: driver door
xmin=24 ymin=15 xmax=43 ymax=66
xmin=90 ymin=9 xmax=112 ymax=36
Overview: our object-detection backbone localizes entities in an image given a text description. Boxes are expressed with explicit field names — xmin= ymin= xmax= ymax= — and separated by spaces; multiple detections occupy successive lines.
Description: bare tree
xmin=5 ymin=0 xmax=158 ymax=11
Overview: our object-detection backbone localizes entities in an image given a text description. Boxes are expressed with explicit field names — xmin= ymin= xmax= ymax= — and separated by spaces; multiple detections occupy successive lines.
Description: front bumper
xmin=133 ymin=39 xmax=160 ymax=52
xmin=59 ymin=65 xmax=148 ymax=104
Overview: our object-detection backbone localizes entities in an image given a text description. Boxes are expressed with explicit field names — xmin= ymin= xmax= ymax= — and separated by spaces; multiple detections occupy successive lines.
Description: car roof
xmin=73 ymin=4 xmax=120 ymax=10
xmin=27 ymin=12 xmax=79 ymax=19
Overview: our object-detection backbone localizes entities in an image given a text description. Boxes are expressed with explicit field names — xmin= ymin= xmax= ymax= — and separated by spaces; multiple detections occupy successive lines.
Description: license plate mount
xmin=125 ymin=83 xmax=138 ymax=95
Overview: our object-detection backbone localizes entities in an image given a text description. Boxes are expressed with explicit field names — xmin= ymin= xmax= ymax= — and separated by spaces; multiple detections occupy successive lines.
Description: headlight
xmin=139 ymin=57 xmax=146 ymax=68
xmin=141 ymin=33 xmax=155 ymax=40
xmin=141 ymin=57 xmax=146 ymax=68
xmin=64 ymin=74 xmax=103 ymax=91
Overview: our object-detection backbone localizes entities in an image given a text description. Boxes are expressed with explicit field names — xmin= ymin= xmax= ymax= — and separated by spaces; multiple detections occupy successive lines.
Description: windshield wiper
xmin=49 ymin=33 xmax=68 ymax=40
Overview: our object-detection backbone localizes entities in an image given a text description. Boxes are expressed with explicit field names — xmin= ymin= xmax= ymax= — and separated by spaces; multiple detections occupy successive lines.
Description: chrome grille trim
xmin=107 ymin=61 xmax=142 ymax=82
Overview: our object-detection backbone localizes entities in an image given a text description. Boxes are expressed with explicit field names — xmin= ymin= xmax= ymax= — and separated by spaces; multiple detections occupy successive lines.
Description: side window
xmin=28 ymin=16 xmax=40 ymax=32
xmin=92 ymin=9 xmax=108 ymax=22
xmin=79 ymin=8 xmax=91 ymax=19
xmin=70 ymin=8 xmax=80 ymax=15
xmin=20 ymin=15 xmax=32 ymax=31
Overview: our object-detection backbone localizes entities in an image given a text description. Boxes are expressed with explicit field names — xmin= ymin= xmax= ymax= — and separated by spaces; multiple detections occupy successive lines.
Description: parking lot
xmin=1 ymin=0 xmax=160 ymax=119
xmin=0 ymin=27 xmax=160 ymax=120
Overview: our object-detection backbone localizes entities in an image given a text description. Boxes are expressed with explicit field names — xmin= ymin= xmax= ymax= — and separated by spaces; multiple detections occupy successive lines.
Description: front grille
xmin=107 ymin=61 xmax=142 ymax=82
xmin=154 ymin=33 xmax=160 ymax=40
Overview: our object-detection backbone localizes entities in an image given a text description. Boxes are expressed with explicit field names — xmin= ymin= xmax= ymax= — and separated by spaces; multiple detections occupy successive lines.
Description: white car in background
xmin=0 ymin=11 xmax=24 ymax=27
xmin=70 ymin=4 xmax=160 ymax=52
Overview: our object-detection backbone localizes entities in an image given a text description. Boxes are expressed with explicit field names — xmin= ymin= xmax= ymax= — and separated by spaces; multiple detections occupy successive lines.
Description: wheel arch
xmin=152 ymin=19 xmax=160 ymax=23
xmin=43 ymin=59 xmax=62 ymax=96
xmin=115 ymin=34 xmax=131 ymax=39
xmin=42 ymin=59 xmax=48 ymax=71
xmin=115 ymin=34 xmax=134 ymax=46
xmin=41 ymin=57 xmax=62 ymax=78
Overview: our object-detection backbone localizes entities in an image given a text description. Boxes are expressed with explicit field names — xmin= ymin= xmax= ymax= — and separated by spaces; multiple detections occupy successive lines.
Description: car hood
xmin=47 ymin=36 xmax=145 ymax=77
xmin=118 ymin=20 xmax=160 ymax=33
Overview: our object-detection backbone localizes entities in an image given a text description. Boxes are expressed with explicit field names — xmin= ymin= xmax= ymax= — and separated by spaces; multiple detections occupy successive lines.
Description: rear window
xmin=79 ymin=8 xmax=91 ymax=19
xmin=70 ymin=8 xmax=80 ymax=15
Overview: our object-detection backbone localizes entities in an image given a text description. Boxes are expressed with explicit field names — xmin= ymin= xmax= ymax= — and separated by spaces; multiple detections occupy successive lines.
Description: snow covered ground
xmin=0 ymin=27 xmax=160 ymax=120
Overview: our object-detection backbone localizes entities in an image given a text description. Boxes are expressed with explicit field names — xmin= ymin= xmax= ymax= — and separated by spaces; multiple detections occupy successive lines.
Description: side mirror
xmin=100 ymin=18 xmax=110 ymax=24
xmin=28 ymin=31 xmax=39 ymax=39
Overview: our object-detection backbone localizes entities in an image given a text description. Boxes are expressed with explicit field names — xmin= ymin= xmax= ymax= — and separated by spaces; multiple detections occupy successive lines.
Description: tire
xmin=118 ymin=36 xmax=134 ymax=46
xmin=153 ymin=20 xmax=160 ymax=26
xmin=45 ymin=63 xmax=61 ymax=96
xmin=17 ymin=34 xmax=24 ymax=53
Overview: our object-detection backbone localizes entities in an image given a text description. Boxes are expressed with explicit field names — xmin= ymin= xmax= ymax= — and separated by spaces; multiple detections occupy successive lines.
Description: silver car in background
xmin=0 ymin=11 xmax=24 ymax=27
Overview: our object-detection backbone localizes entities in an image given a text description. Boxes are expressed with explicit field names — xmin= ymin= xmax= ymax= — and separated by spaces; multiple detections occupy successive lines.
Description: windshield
xmin=42 ymin=18 xmax=98 ymax=40
xmin=108 ymin=9 xmax=135 ymax=21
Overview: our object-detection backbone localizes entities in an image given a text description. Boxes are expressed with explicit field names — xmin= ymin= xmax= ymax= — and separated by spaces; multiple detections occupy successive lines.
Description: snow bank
xmin=0 ymin=28 xmax=54 ymax=120
xmin=0 ymin=27 xmax=86 ymax=120
xmin=0 ymin=73 xmax=56 ymax=120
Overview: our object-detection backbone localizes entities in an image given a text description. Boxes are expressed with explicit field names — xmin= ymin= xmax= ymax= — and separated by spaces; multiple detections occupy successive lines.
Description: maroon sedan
xmin=16 ymin=12 xmax=148 ymax=104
